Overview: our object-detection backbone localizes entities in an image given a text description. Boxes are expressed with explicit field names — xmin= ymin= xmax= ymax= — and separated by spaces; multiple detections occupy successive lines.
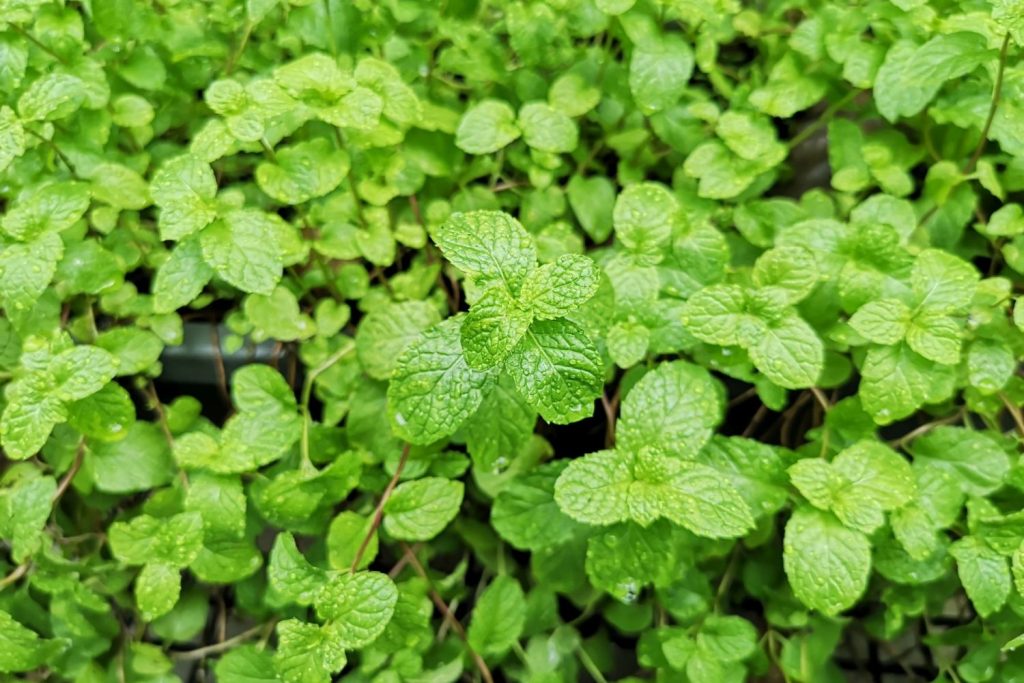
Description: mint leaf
xmin=518 ymin=254 xmax=600 ymax=320
xmin=518 ymin=102 xmax=578 ymax=154
xmin=430 ymin=211 xmax=536 ymax=291
xmin=460 ymin=285 xmax=532 ymax=369
xmin=456 ymin=100 xmax=521 ymax=154
xmin=199 ymin=209 xmax=283 ymax=295
xmin=150 ymin=154 xmax=218 ymax=241
xmin=629 ymin=34 xmax=694 ymax=114
xmin=950 ymin=537 xmax=1010 ymax=618
xmin=505 ymin=319 xmax=603 ymax=424
xmin=784 ymin=507 xmax=871 ymax=616
xmin=0 ymin=611 xmax=66 ymax=673
xmin=467 ymin=575 xmax=526 ymax=656
xmin=748 ymin=312 xmax=824 ymax=389
xmin=617 ymin=360 xmax=722 ymax=459
xmin=492 ymin=461 xmax=584 ymax=550
xmin=388 ymin=317 xmax=494 ymax=444
xmin=256 ymin=138 xmax=350 ymax=204
xmin=555 ymin=448 xmax=753 ymax=537
xmin=849 ymin=299 xmax=910 ymax=345
xmin=274 ymin=620 xmax=347 ymax=683
xmin=315 ymin=571 xmax=398 ymax=648
xmin=874 ymin=34 xmax=996 ymax=121
xmin=136 ymin=562 xmax=181 ymax=621
xmin=355 ymin=301 xmax=440 ymax=380
xmin=382 ymin=477 xmax=464 ymax=541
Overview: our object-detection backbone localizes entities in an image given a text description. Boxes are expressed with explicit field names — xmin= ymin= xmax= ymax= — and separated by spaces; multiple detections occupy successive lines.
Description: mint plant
xmin=2 ymin=1 xmax=1024 ymax=682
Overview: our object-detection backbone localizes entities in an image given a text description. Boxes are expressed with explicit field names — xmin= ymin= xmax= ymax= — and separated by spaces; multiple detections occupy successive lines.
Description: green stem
xmin=786 ymin=89 xmax=860 ymax=150
xmin=259 ymin=137 xmax=277 ymax=162
xmin=577 ymin=646 xmax=609 ymax=683
xmin=964 ymin=33 xmax=1011 ymax=175
xmin=224 ymin=20 xmax=254 ymax=75
xmin=299 ymin=341 xmax=355 ymax=468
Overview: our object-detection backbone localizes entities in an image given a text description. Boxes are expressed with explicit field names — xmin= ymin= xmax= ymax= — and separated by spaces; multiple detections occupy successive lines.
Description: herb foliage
xmin=1 ymin=1 xmax=1024 ymax=681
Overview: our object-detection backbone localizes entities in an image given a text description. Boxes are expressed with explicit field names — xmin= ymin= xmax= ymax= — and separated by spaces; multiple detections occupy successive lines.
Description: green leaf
xmin=911 ymin=248 xmax=979 ymax=313
xmin=751 ymin=247 xmax=819 ymax=305
xmin=0 ymin=106 xmax=24 ymax=173
xmin=789 ymin=441 xmax=914 ymax=533
xmin=455 ymin=100 xmax=521 ymax=154
xmin=50 ymin=345 xmax=118 ymax=401
xmin=467 ymin=575 xmax=526 ymax=656
xmin=629 ymin=34 xmax=694 ymax=114
xmin=431 ymin=211 xmax=536 ymax=292
xmin=327 ymin=512 xmax=376 ymax=571
xmin=355 ymin=301 xmax=441 ymax=380
xmin=748 ymin=312 xmax=824 ymax=389
xmin=681 ymin=285 xmax=763 ymax=346
xmin=1 ymin=374 xmax=67 ymax=459
xmin=200 ymin=209 xmax=283 ymax=295
xmin=274 ymin=620 xmax=347 ymax=683
xmin=185 ymin=472 xmax=246 ymax=540
xmin=505 ymin=319 xmax=603 ymax=424
xmin=0 ymin=611 xmax=67 ymax=673
xmin=0 ymin=231 xmax=63 ymax=313
xmin=94 ymin=328 xmax=164 ymax=376
xmin=382 ymin=477 xmax=463 ymax=541
xmin=905 ymin=310 xmax=961 ymax=364
xmin=849 ymin=299 xmax=910 ymax=345
xmin=697 ymin=615 xmax=758 ymax=663
xmin=462 ymin=373 xmax=536 ymax=472
xmin=388 ymin=317 xmax=494 ymax=444
xmin=153 ymin=237 xmax=215 ymax=313
xmin=315 ymin=571 xmax=398 ymax=647
xmin=783 ymin=507 xmax=871 ymax=616
xmin=150 ymin=154 xmax=219 ymax=241
xmin=256 ymin=139 xmax=350 ymax=204
xmin=214 ymin=645 xmax=277 ymax=683
xmin=268 ymin=532 xmax=327 ymax=605
xmin=717 ymin=110 xmax=786 ymax=167
xmin=1 ymin=474 xmax=55 ymax=562
xmin=492 ymin=461 xmax=584 ymax=550
xmin=567 ymin=175 xmax=615 ymax=242
xmin=461 ymin=285 xmax=532 ymax=369
xmin=950 ymin=537 xmax=1010 ymax=618
xmin=617 ymin=360 xmax=722 ymax=459
xmin=555 ymin=448 xmax=753 ymax=537
xmin=518 ymin=102 xmax=578 ymax=154
xmin=136 ymin=562 xmax=181 ymax=621
xmin=613 ymin=182 xmax=677 ymax=259
xmin=699 ymin=436 xmax=791 ymax=519
xmin=859 ymin=343 xmax=955 ymax=424
xmin=967 ymin=340 xmax=1015 ymax=395
xmin=518 ymin=254 xmax=600 ymax=320
xmin=910 ymin=427 xmax=1010 ymax=496
xmin=607 ymin=320 xmax=650 ymax=369
xmin=1 ymin=181 xmax=90 ymax=241
xmin=89 ymin=423 xmax=175 ymax=492
xmin=874 ymin=34 xmax=996 ymax=121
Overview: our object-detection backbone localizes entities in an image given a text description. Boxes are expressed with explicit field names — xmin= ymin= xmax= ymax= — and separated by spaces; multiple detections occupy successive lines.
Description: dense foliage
xmin=2 ymin=0 xmax=1024 ymax=681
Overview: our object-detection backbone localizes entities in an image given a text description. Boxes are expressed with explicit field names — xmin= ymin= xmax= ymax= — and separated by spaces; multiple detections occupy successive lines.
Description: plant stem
xmin=350 ymin=443 xmax=411 ymax=572
xmin=170 ymin=622 xmax=270 ymax=660
xmin=224 ymin=20 xmax=254 ymax=75
xmin=809 ymin=387 xmax=830 ymax=412
xmin=1001 ymin=392 xmax=1024 ymax=439
xmin=786 ymin=89 xmax=859 ymax=151
xmin=577 ymin=646 xmax=609 ymax=683
xmin=1 ymin=443 xmax=87 ymax=592
xmin=964 ymin=33 xmax=1011 ymax=175
xmin=300 ymin=340 xmax=355 ymax=468
xmin=399 ymin=542 xmax=495 ymax=683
